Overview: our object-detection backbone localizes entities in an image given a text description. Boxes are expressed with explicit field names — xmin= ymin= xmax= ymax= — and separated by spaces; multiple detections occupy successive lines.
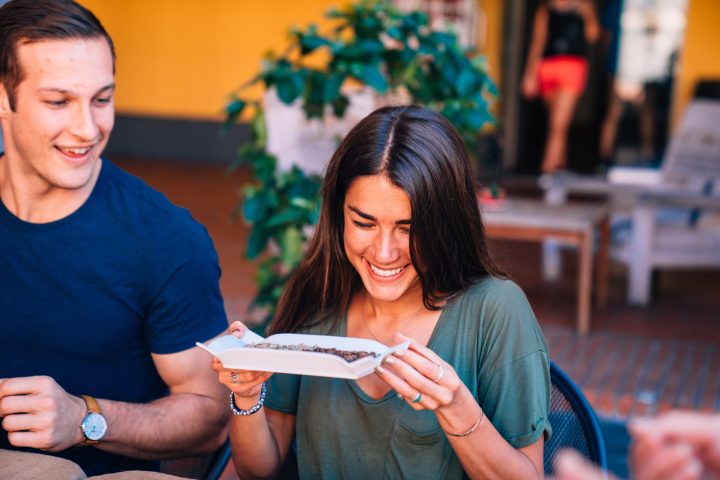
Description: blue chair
xmin=544 ymin=361 xmax=607 ymax=475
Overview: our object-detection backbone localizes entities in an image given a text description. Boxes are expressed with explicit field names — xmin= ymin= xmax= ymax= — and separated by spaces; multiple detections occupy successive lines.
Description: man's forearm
xmin=93 ymin=392 xmax=229 ymax=459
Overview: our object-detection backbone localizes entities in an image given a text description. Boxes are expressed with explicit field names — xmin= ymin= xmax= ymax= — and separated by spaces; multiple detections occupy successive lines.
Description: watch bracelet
xmin=229 ymin=383 xmax=266 ymax=416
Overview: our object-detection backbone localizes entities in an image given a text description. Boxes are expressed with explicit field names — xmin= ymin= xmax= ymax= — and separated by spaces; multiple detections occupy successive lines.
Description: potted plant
xmin=224 ymin=0 xmax=497 ymax=330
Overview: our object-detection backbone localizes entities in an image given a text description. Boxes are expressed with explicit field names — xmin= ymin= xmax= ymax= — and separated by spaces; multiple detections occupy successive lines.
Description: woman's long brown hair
xmin=269 ymin=106 xmax=504 ymax=335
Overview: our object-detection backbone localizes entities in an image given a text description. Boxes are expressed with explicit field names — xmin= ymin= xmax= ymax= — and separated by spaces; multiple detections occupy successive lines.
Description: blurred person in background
xmin=522 ymin=0 xmax=599 ymax=174
xmin=553 ymin=411 xmax=720 ymax=480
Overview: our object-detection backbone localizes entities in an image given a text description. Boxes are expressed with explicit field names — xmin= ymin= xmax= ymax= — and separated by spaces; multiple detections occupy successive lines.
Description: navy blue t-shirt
xmin=0 ymin=159 xmax=228 ymax=475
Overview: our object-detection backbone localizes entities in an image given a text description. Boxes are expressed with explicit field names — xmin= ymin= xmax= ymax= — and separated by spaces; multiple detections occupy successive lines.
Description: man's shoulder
xmin=102 ymin=161 xmax=181 ymax=215
xmin=101 ymin=160 xmax=202 ymax=234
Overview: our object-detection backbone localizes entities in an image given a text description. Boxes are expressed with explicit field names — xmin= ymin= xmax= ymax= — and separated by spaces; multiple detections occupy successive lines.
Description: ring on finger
xmin=433 ymin=363 xmax=444 ymax=383
xmin=230 ymin=371 xmax=240 ymax=384
xmin=396 ymin=393 xmax=404 ymax=401
xmin=412 ymin=392 xmax=422 ymax=403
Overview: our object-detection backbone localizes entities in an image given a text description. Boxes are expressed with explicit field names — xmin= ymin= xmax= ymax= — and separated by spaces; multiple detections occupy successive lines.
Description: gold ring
xmin=433 ymin=364 xmax=444 ymax=383
xmin=412 ymin=392 xmax=422 ymax=403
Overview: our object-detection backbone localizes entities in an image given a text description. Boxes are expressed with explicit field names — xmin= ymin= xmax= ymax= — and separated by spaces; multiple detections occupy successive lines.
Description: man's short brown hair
xmin=0 ymin=0 xmax=115 ymax=110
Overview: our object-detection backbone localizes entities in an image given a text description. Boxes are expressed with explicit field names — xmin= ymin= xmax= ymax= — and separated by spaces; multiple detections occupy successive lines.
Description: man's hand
xmin=0 ymin=376 xmax=86 ymax=451
xmin=630 ymin=411 xmax=720 ymax=480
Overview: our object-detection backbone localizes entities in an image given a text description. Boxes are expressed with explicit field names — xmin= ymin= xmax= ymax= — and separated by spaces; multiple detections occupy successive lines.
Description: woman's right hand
xmin=522 ymin=71 xmax=540 ymax=98
xmin=211 ymin=321 xmax=273 ymax=407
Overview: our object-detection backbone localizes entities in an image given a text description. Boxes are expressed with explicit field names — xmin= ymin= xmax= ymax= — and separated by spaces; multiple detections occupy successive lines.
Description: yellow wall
xmin=479 ymin=0 xmax=502 ymax=103
xmin=673 ymin=0 xmax=720 ymax=125
xmin=83 ymin=0 xmax=336 ymax=120
xmin=82 ymin=1 xmax=504 ymax=122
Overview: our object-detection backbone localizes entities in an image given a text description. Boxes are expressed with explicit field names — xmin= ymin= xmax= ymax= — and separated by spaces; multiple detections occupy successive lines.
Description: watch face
xmin=81 ymin=412 xmax=107 ymax=441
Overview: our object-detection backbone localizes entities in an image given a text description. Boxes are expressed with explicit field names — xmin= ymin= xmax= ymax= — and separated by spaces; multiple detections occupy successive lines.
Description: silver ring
xmin=412 ymin=392 xmax=422 ymax=403
xmin=396 ymin=393 xmax=404 ymax=400
xmin=230 ymin=372 xmax=240 ymax=384
xmin=433 ymin=364 xmax=444 ymax=383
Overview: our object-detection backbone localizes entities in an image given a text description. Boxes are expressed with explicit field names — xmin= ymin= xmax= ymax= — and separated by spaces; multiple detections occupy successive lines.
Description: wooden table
xmin=481 ymin=198 xmax=610 ymax=335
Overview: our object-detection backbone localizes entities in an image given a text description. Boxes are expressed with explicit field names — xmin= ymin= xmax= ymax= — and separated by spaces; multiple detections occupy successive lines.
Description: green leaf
xmin=428 ymin=31 xmax=456 ymax=47
xmin=455 ymin=68 xmax=475 ymax=97
xmin=296 ymin=24 xmax=331 ymax=55
xmin=242 ymin=194 xmax=268 ymax=222
xmin=280 ymin=227 xmax=304 ymax=270
xmin=251 ymin=108 xmax=267 ymax=147
xmin=323 ymin=73 xmax=345 ymax=103
xmin=302 ymin=72 xmax=327 ymax=119
xmin=276 ymin=73 xmax=303 ymax=104
xmin=357 ymin=39 xmax=384 ymax=56
xmin=355 ymin=63 xmax=388 ymax=92
xmin=386 ymin=26 xmax=402 ymax=40
xmin=265 ymin=208 xmax=304 ymax=228
xmin=462 ymin=108 xmax=492 ymax=130
xmin=223 ymin=98 xmax=246 ymax=131
xmin=246 ymin=226 xmax=270 ymax=259
xmin=331 ymin=94 xmax=350 ymax=117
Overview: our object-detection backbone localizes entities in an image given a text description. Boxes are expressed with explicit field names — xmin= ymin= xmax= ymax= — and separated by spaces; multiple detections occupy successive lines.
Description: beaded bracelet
xmin=446 ymin=408 xmax=484 ymax=437
xmin=229 ymin=383 xmax=266 ymax=416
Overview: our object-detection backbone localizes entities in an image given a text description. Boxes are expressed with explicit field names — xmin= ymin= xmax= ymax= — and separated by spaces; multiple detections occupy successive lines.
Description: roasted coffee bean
xmin=251 ymin=342 xmax=378 ymax=362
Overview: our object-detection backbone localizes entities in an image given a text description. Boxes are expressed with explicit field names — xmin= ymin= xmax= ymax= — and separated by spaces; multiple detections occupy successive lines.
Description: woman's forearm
xmin=524 ymin=7 xmax=548 ymax=77
xmin=229 ymin=408 xmax=289 ymax=480
xmin=436 ymin=386 xmax=543 ymax=479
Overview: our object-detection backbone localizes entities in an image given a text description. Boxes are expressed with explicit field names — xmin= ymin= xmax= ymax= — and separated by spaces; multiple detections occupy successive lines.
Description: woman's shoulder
xmin=460 ymin=277 xmax=528 ymax=305
xmin=454 ymin=278 xmax=547 ymax=365
xmin=448 ymin=277 xmax=537 ymax=333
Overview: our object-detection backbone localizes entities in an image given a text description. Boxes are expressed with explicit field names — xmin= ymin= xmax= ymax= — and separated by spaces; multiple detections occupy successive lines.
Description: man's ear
xmin=0 ymin=81 xmax=12 ymax=118
xmin=0 ymin=82 xmax=11 ymax=118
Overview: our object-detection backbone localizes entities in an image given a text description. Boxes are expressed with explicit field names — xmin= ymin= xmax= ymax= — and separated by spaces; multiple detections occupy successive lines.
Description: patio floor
xmin=116 ymin=159 xmax=720 ymax=478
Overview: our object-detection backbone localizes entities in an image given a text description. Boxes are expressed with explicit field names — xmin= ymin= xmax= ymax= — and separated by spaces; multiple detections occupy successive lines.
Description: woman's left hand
xmin=375 ymin=333 xmax=461 ymax=412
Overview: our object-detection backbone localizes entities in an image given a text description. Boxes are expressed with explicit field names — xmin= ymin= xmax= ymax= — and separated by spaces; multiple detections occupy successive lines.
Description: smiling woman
xmin=212 ymin=106 xmax=552 ymax=479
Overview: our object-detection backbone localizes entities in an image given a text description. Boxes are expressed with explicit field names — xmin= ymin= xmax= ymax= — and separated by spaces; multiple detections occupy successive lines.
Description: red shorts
xmin=538 ymin=56 xmax=588 ymax=97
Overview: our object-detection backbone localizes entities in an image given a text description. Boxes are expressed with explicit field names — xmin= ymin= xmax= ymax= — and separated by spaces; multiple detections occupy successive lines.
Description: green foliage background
xmin=224 ymin=0 xmax=496 ymax=330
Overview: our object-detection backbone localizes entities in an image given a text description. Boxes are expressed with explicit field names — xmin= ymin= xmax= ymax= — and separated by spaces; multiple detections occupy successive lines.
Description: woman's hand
xmin=522 ymin=71 xmax=540 ymax=98
xmin=374 ymin=333 xmax=462 ymax=412
xmin=211 ymin=321 xmax=272 ymax=408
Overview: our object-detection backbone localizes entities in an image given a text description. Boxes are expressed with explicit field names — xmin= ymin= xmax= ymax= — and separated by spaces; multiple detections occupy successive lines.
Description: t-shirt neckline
xmin=0 ymin=155 xmax=107 ymax=231
xmin=341 ymin=301 xmax=451 ymax=404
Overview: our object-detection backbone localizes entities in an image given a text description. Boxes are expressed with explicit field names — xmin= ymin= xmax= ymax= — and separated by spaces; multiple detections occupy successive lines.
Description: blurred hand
xmin=0 ymin=376 xmax=86 ymax=451
xmin=522 ymin=72 xmax=540 ymax=98
xmin=630 ymin=411 xmax=720 ymax=480
xmin=552 ymin=449 xmax=612 ymax=480
xmin=211 ymin=321 xmax=272 ymax=409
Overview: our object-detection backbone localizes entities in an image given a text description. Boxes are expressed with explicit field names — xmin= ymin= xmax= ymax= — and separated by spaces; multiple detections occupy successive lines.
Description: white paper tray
xmin=197 ymin=331 xmax=410 ymax=379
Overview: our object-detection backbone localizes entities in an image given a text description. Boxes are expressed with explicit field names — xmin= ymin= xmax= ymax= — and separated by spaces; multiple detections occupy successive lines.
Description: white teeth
xmin=369 ymin=263 xmax=405 ymax=277
xmin=59 ymin=146 xmax=91 ymax=155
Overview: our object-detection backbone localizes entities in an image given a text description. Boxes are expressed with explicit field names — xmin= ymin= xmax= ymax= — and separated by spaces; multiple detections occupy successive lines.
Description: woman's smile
xmin=367 ymin=260 xmax=408 ymax=279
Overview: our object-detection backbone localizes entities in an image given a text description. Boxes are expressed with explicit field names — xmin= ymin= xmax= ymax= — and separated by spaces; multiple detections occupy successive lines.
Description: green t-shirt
xmin=266 ymin=277 xmax=551 ymax=479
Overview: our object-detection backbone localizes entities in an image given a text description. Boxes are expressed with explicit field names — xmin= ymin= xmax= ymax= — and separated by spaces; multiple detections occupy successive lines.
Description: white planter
xmin=264 ymin=87 xmax=411 ymax=175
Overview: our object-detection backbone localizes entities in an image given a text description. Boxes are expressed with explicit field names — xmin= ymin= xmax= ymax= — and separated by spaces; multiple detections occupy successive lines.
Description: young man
xmin=0 ymin=0 xmax=229 ymax=476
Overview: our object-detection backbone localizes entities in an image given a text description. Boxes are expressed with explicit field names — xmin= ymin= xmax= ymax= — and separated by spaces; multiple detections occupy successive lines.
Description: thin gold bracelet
xmin=446 ymin=409 xmax=484 ymax=437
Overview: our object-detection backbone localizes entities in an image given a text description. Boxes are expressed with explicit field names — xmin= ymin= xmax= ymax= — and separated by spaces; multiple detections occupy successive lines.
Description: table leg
xmin=595 ymin=216 xmax=610 ymax=308
xmin=578 ymin=230 xmax=594 ymax=336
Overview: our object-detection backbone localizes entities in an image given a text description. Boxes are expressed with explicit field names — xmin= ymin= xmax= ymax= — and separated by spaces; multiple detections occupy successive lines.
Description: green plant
xmin=225 ymin=0 xmax=496 ymax=330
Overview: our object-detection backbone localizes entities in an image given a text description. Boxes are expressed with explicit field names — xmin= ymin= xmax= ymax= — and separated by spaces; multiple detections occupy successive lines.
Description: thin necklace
xmin=359 ymin=293 xmax=425 ymax=344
